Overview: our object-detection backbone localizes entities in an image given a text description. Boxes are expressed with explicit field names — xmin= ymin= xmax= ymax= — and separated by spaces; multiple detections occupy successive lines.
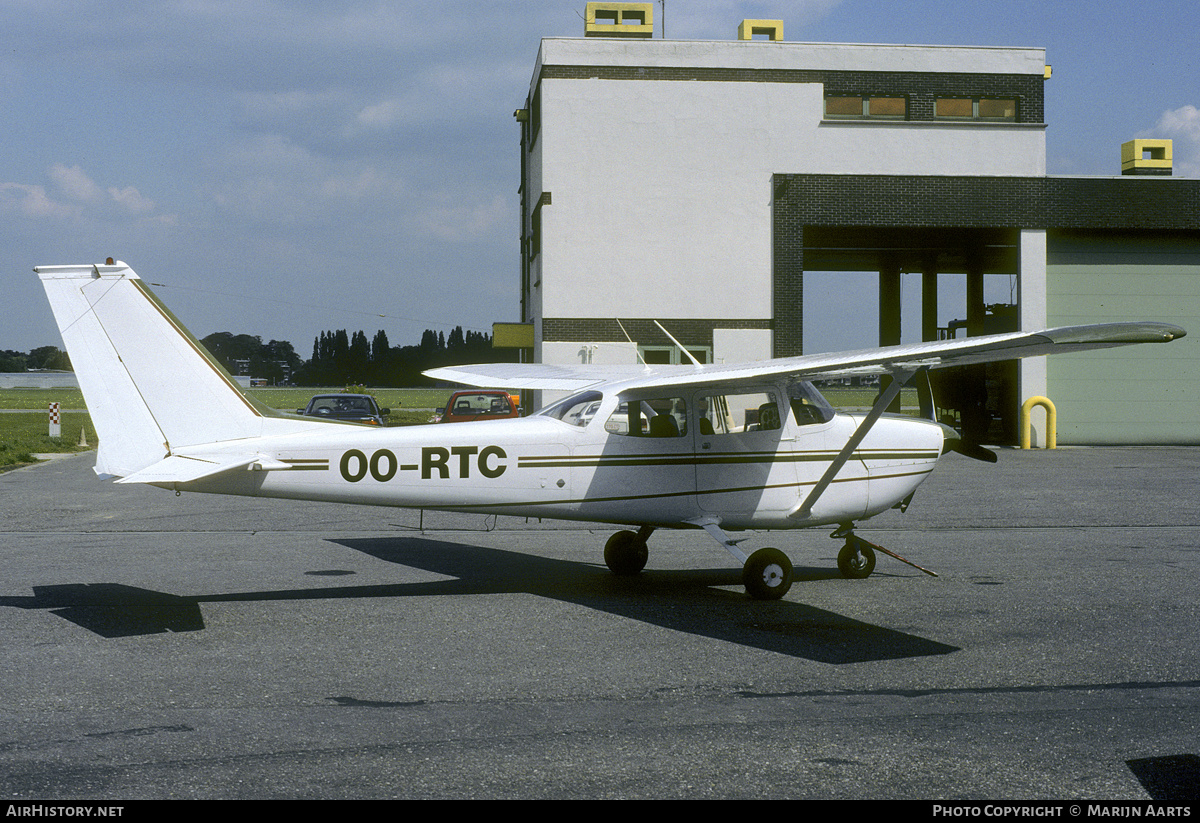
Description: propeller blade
xmin=937 ymin=423 xmax=999 ymax=463
xmin=952 ymin=440 xmax=999 ymax=463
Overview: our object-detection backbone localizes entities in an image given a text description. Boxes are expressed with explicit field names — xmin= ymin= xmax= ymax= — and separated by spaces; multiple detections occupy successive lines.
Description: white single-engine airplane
xmin=36 ymin=261 xmax=1186 ymax=599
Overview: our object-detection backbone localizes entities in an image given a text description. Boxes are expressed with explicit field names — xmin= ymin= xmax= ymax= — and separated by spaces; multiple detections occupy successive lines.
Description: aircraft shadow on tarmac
xmin=2 ymin=536 xmax=958 ymax=664
xmin=1126 ymin=754 xmax=1200 ymax=803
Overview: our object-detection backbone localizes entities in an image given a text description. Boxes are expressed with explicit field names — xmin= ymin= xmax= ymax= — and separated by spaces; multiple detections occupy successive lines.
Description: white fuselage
xmin=173 ymin=390 xmax=946 ymax=532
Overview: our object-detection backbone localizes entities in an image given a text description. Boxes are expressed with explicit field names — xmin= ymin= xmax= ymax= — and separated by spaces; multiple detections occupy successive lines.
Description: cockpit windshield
xmin=788 ymin=380 xmax=836 ymax=425
xmin=538 ymin=390 xmax=604 ymax=427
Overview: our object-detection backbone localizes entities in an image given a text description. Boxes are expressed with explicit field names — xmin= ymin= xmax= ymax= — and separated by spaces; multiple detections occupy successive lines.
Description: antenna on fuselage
xmin=654 ymin=321 xmax=703 ymax=368
xmin=616 ymin=319 xmax=650 ymax=369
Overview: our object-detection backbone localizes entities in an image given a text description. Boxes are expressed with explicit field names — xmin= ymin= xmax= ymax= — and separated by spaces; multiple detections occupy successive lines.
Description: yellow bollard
xmin=1020 ymin=396 xmax=1056 ymax=449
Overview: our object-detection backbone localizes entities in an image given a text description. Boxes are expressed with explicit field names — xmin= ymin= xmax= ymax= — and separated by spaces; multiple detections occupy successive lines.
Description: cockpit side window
xmin=697 ymin=390 xmax=782 ymax=435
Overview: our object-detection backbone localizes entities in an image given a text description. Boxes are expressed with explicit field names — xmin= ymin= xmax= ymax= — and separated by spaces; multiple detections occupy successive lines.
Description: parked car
xmin=434 ymin=389 xmax=520 ymax=424
xmin=297 ymin=393 xmax=389 ymax=426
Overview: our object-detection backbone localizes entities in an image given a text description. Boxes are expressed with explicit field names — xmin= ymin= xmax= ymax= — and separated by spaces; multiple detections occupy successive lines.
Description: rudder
xmin=36 ymin=261 xmax=280 ymax=478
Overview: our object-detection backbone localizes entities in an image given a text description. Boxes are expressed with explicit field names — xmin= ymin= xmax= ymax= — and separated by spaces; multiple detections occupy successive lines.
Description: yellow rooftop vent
xmin=1122 ymin=139 xmax=1172 ymax=176
xmin=738 ymin=19 xmax=783 ymax=41
xmin=585 ymin=3 xmax=654 ymax=38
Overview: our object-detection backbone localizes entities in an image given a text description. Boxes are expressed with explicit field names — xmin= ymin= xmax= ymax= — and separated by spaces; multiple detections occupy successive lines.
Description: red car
xmin=435 ymin=390 xmax=520 ymax=423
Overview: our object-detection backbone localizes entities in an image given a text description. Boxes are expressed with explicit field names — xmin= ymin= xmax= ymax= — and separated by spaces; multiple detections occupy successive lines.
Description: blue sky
xmin=4 ymin=1 xmax=1197 ymax=355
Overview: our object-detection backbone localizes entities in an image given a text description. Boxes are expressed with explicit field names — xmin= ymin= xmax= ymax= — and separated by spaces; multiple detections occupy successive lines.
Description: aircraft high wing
xmin=426 ymin=322 xmax=1180 ymax=391
xmin=35 ymin=261 xmax=1186 ymax=599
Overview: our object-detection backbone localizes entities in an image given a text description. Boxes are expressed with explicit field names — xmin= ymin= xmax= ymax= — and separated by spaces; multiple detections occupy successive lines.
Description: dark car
xmin=297 ymin=394 xmax=389 ymax=426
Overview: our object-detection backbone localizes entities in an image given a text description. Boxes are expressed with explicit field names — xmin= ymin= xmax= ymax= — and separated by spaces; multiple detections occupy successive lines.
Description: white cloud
xmin=50 ymin=163 xmax=102 ymax=201
xmin=1158 ymin=105 xmax=1200 ymax=132
xmin=0 ymin=182 xmax=76 ymax=219
xmin=355 ymin=98 xmax=406 ymax=131
xmin=1 ymin=165 xmax=170 ymax=223
xmin=108 ymin=185 xmax=157 ymax=214
xmin=1145 ymin=105 xmax=1200 ymax=178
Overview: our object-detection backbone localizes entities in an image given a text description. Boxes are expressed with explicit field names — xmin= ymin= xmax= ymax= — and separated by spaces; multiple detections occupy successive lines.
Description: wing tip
xmin=1043 ymin=321 xmax=1187 ymax=346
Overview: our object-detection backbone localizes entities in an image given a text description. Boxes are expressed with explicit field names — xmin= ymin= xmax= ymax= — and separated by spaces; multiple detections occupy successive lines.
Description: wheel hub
xmin=760 ymin=563 xmax=785 ymax=587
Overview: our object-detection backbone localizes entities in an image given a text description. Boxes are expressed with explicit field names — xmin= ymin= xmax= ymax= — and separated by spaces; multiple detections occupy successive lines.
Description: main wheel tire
xmin=604 ymin=530 xmax=649 ymax=576
xmin=743 ymin=547 xmax=793 ymax=600
xmin=837 ymin=539 xmax=876 ymax=579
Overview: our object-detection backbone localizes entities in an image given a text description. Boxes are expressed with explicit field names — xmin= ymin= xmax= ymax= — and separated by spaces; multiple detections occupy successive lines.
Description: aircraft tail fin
xmin=35 ymin=261 xmax=297 ymax=479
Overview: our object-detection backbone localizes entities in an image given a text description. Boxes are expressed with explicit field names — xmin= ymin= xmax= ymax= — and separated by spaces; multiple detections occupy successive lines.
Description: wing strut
xmin=791 ymin=368 xmax=918 ymax=521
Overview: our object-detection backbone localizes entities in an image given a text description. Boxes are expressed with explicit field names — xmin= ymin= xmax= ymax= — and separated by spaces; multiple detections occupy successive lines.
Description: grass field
xmin=0 ymin=412 xmax=97 ymax=469
xmin=0 ymin=387 xmax=463 ymax=470
xmin=0 ymin=384 xmax=919 ymax=470
xmin=0 ymin=388 xmax=89 ymax=409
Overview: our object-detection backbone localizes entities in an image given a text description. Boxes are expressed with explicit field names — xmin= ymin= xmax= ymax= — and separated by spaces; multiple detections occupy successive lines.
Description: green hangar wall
xmin=1046 ymin=231 xmax=1200 ymax=444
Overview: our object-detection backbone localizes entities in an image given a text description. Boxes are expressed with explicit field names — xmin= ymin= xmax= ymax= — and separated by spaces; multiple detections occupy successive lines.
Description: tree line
xmin=199 ymin=326 xmax=515 ymax=386
xmin=5 ymin=326 xmax=514 ymax=387
xmin=0 ymin=346 xmax=72 ymax=373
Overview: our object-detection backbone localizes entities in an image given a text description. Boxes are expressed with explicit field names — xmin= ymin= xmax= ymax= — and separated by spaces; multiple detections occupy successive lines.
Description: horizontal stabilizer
xmin=115 ymin=454 xmax=261 ymax=485
xmin=115 ymin=453 xmax=302 ymax=485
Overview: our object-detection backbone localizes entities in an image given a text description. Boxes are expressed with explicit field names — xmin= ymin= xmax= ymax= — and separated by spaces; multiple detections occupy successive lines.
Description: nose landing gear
xmin=837 ymin=535 xmax=877 ymax=579
xmin=831 ymin=525 xmax=939 ymax=578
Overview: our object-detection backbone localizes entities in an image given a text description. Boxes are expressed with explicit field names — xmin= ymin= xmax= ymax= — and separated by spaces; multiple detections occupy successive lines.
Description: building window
xmin=935 ymin=97 xmax=1017 ymax=121
xmin=868 ymin=97 xmax=906 ymax=118
xmin=978 ymin=98 xmax=1017 ymax=120
xmin=824 ymin=95 xmax=907 ymax=120
xmin=639 ymin=345 xmax=711 ymax=365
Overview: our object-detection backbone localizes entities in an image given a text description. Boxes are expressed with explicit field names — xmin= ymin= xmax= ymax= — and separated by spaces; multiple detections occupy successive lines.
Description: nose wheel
xmin=831 ymin=527 xmax=937 ymax=578
xmin=837 ymin=536 xmax=877 ymax=579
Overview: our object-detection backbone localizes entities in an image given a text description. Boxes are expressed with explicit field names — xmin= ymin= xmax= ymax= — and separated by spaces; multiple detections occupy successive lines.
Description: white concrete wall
xmin=0 ymin=372 xmax=79 ymax=389
xmin=537 ymin=77 xmax=1044 ymax=324
xmin=528 ymin=38 xmax=1049 ymax=368
xmin=541 ymin=340 xmax=640 ymax=366
xmin=539 ymin=79 xmax=817 ymax=321
xmin=713 ymin=328 xmax=773 ymax=365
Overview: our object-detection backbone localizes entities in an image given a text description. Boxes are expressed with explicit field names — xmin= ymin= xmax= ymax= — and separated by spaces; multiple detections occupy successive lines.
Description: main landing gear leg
xmin=604 ymin=526 xmax=654 ymax=576
xmin=691 ymin=517 xmax=793 ymax=600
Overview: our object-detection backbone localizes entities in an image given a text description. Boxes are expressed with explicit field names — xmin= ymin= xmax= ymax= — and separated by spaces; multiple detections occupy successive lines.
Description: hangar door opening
xmin=800 ymin=227 xmax=1021 ymax=446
